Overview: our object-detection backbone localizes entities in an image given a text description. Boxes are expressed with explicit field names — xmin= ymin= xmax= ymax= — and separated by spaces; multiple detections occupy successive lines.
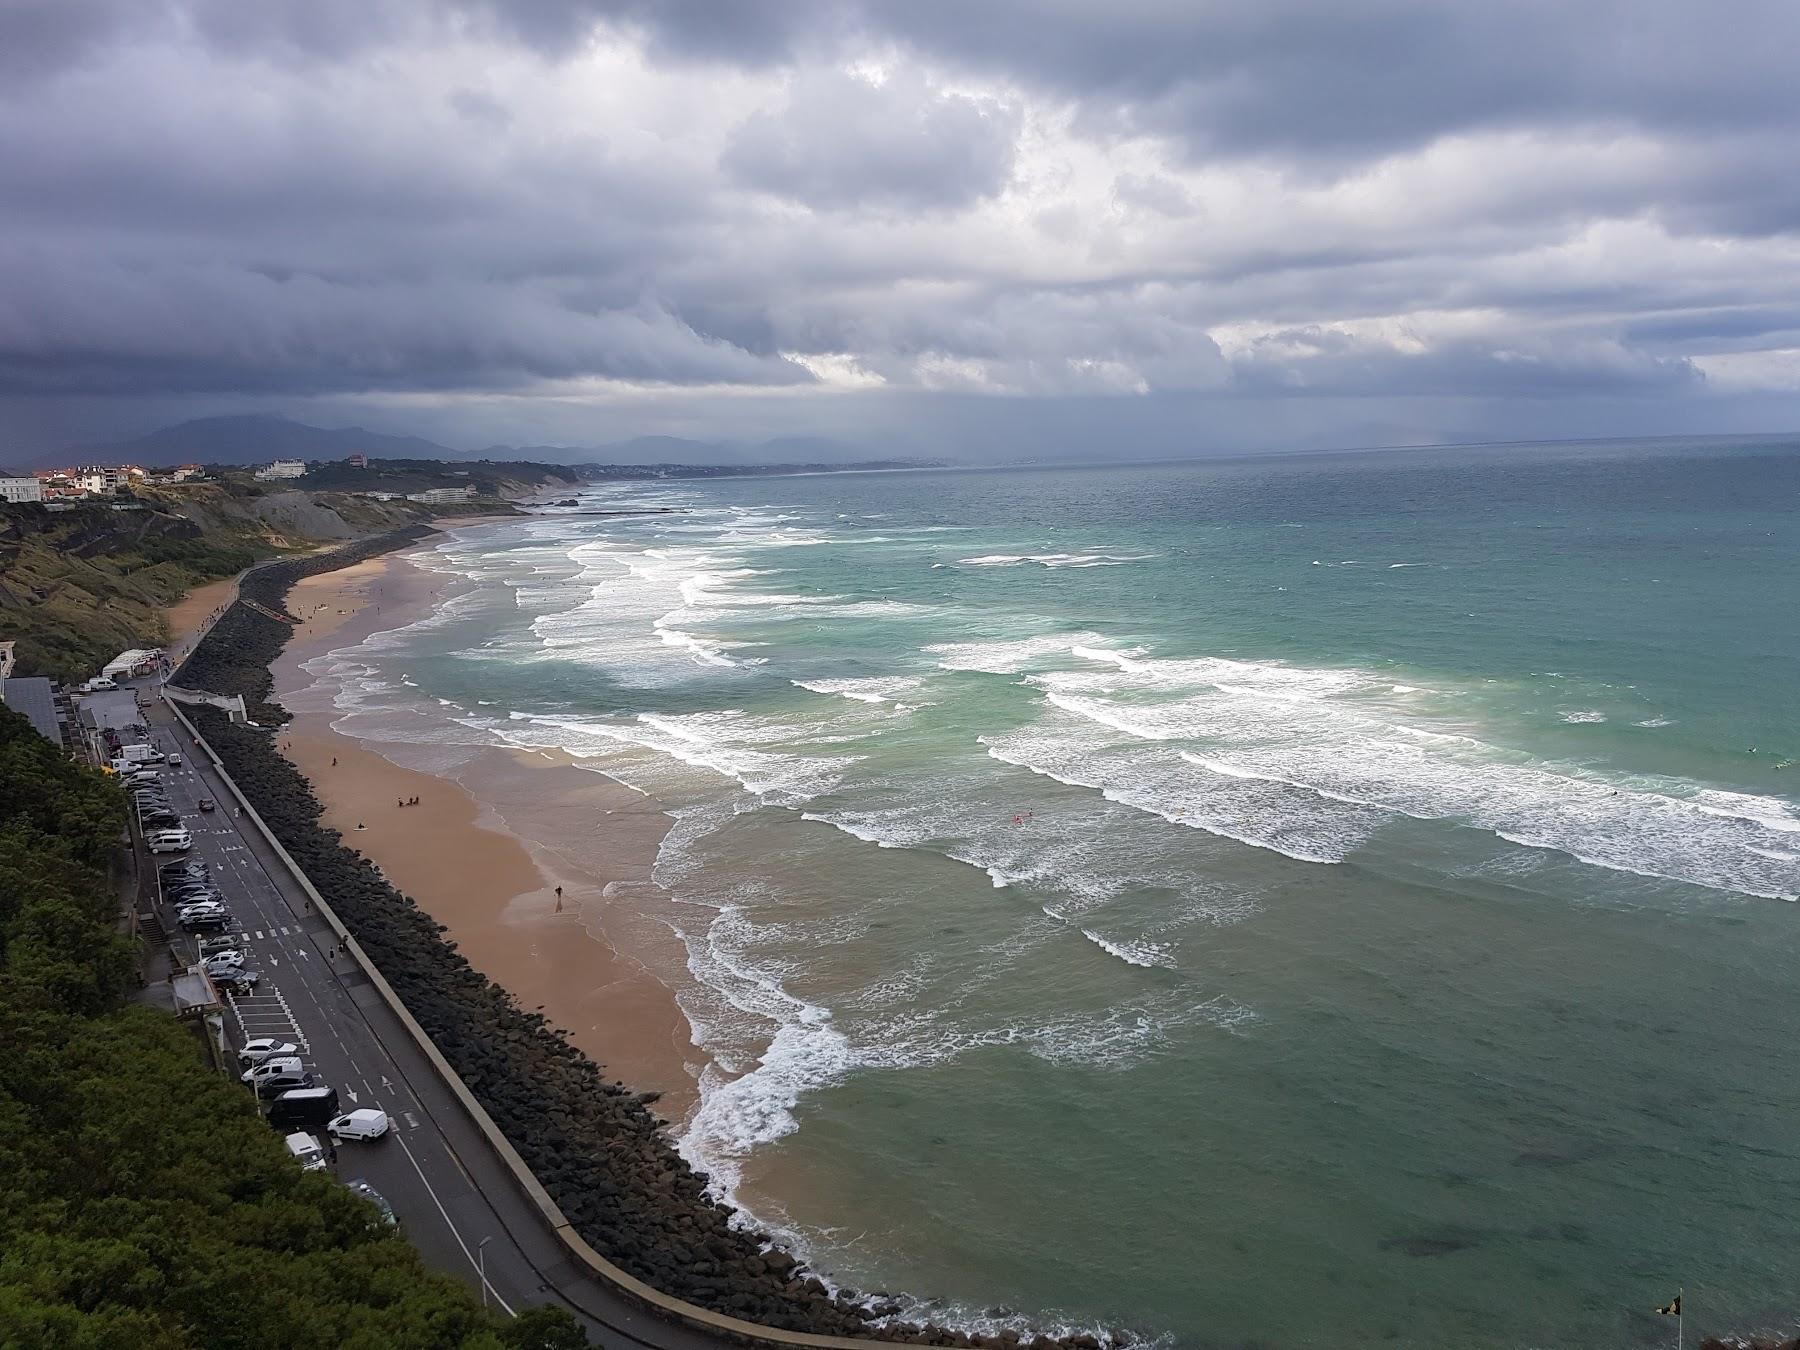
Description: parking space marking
xmin=225 ymin=982 xmax=310 ymax=1054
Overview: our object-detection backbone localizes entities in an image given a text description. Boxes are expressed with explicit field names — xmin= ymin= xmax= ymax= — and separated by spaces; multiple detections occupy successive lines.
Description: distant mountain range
xmin=67 ymin=415 xmax=875 ymax=469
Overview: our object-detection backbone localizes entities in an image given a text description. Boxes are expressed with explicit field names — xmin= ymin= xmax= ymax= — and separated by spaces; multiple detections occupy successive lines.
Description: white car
xmin=147 ymin=829 xmax=192 ymax=853
xmin=243 ymin=1056 xmax=306 ymax=1086
xmin=201 ymin=952 xmax=246 ymax=975
xmin=176 ymin=900 xmax=227 ymax=918
xmin=328 ymin=1108 xmax=391 ymax=1142
xmin=237 ymin=1038 xmax=300 ymax=1066
xmin=284 ymin=1132 xmax=328 ymax=1172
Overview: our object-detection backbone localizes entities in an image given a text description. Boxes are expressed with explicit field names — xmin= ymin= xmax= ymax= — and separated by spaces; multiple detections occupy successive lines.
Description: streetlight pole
xmin=477 ymin=1236 xmax=492 ymax=1309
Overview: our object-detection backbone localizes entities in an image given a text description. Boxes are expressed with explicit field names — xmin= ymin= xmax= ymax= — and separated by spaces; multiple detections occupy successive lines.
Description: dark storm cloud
xmin=4 ymin=0 xmax=1800 ymax=448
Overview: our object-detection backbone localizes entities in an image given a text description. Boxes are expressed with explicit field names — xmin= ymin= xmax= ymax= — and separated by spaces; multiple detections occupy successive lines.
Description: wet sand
xmin=271 ymin=549 xmax=703 ymax=1120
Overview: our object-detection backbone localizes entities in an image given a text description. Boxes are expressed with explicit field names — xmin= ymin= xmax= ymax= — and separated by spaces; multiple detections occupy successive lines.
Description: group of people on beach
xmin=396 ymin=796 xmax=422 ymax=807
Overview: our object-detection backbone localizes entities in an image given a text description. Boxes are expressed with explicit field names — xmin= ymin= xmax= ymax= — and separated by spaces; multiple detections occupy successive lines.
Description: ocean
xmin=297 ymin=438 xmax=1800 ymax=1348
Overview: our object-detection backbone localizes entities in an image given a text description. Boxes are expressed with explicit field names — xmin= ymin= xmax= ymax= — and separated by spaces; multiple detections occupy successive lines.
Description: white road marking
xmin=394 ymin=1132 xmax=516 ymax=1316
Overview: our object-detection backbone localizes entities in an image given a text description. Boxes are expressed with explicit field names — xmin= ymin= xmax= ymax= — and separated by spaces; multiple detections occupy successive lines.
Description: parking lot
xmin=80 ymin=682 xmax=740 ymax=1349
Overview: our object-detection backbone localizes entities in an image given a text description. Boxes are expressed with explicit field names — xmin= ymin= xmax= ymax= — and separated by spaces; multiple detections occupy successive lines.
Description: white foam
xmin=923 ymin=632 xmax=1106 ymax=674
xmin=792 ymin=676 xmax=926 ymax=705
xmin=1560 ymin=710 xmax=1607 ymax=724
xmin=956 ymin=553 xmax=1155 ymax=569
xmin=934 ymin=639 xmax=1800 ymax=899
xmin=1081 ymin=930 xmax=1176 ymax=968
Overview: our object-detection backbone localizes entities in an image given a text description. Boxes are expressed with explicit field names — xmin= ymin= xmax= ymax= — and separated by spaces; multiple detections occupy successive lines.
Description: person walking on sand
xmin=332 ymin=756 xmax=337 ymax=766
xmin=555 ymin=885 xmax=564 ymax=913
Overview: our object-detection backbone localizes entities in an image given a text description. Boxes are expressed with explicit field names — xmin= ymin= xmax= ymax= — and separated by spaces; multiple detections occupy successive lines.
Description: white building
xmin=407 ymin=486 xmax=476 ymax=503
xmin=0 ymin=476 xmax=43 ymax=503
xmin=255 ymin=460 xmax=307 ymax=481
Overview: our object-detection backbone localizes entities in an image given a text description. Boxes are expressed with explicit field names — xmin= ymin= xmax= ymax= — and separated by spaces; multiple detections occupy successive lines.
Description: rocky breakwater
xmin=177 ymin=542 xmax=1125 ymax=1349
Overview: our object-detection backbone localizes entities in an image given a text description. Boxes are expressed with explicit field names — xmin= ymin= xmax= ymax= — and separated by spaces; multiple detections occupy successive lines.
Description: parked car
xmin=243 ymin=1055 xmax=306 ymax=1086
xmin=267 ymin=1087 xmax=339 ymax=1133
xmin=254 ymin=1064 xmax=314 ymax=1098
xmin=166 ymin=882 xmax=221 ymax=900
xmin=140 ymin=811 xmax=182 ymax=829
xmin=180 ymin=914 xmax=233 ymax=933
xmin=148 ymin=830 xmax=192 ymax=853
xmin=215 ymin=969 xmax=262 ymax=996
xmin=343 ymin=1180 xmax=398 ymax=1228
xmin=167 ymin=752 xmax=183 ymax=766
xmin=175 ymin=899 xmax=227 ymax=917
xmin=199 ymin=934 xmax=243 ymax=956
xmin=284 ymin=1132 xmax=328 ymax=1172
xmin=202 ymin=952 xmax=247 ymax=976
xmin=327 ymin=1109 xmax=391 ymax=1142
xmin=237 ymin=1038 xmax=300 ymax=1066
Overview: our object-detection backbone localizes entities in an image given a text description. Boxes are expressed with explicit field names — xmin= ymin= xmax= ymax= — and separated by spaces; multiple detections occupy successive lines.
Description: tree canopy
xmin=0 ymin=705 xmax=587 ymax=1348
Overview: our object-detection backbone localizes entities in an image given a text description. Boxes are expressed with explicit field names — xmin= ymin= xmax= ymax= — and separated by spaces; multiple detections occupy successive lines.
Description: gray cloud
xmin=3 ymin=0 xmax=1800 ymax=451
xmin=723 ymin=70 xmax=1019 ymax=211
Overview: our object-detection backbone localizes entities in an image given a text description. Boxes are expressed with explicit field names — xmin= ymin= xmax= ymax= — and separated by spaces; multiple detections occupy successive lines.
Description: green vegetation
xmin=0 ymin=503 xmax=273 ymax=682
xmin=0 ymin=706 xmax=587 ymax=1349
xmin=293 ymin=457 xmax=579 ymax=497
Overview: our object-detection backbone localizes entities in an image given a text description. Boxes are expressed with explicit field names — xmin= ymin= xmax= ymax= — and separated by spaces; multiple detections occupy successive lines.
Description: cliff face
xmin=0 ymin=488 xmax=430 ymax=681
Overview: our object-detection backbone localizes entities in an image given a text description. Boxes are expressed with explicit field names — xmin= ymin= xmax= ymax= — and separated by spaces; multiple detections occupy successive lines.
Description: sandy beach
xmin=162 ymin=573 xmax=240 ymax=658
xmin=268 ymin=548 xmax=703 ymax=1120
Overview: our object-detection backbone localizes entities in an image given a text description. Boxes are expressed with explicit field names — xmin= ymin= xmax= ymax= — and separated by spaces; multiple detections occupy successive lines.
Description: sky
xmin=6 ymin=0 xmax=1800 ymax=459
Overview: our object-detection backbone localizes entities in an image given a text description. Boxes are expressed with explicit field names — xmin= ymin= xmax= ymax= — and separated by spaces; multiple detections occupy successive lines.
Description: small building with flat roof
xmin=1 ymin=676 xmax=64 ymax=744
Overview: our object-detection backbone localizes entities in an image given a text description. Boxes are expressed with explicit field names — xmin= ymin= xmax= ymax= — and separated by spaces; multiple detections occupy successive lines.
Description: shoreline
xmin=171 ymin=525 xmax=1044 ymax=1345
xmin=270 ymin=547 xmax=703 ymax=1121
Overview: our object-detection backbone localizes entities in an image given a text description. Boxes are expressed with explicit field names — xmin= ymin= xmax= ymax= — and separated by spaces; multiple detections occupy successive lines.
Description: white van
xmin=327 ymin=1108 xmax=391 ymax=1142
xmin=284 ymin=1132 xmax=328 ymax=1172
xmin=147 ymin=829 xmax=192 ymax=853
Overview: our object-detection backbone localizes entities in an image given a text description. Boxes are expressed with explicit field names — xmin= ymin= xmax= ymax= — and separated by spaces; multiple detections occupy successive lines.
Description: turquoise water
xmin=303 ymin=439 xmax=1800 ymax=1347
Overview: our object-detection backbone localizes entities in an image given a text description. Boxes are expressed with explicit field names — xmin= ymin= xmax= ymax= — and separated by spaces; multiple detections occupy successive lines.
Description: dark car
xmin=217 ymin=969 xmax=263 ymax=997
xmin=344 ymin=1180 xmax=399 ymax=1229
xmin=161 ymin=860 xmax=209 ymax=876
xmin=180 ymin=914 xmax=234 ymax=933
xmin=166 ymin=884 xmax=221 ymax=902
xmin=198 ymin=798 xmax=216 ymax=813
xmin=253 ymin=1063 xmax=311 ymax=1097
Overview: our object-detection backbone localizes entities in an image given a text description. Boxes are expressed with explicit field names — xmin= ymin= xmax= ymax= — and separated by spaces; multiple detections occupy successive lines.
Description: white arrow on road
xmin=345 ymin=1088 xmax=359 ymax=1103
xmin=381 ymin=1076 xmax=394 ymax=1091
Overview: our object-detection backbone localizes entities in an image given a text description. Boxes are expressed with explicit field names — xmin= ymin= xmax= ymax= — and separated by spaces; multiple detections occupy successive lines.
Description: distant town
xmin=0 ymin=453 xmax=481 ymax=506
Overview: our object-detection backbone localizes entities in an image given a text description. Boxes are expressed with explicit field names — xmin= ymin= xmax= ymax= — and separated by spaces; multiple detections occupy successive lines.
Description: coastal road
xmin=137 ymin=691 xmax=738 ymax=1350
